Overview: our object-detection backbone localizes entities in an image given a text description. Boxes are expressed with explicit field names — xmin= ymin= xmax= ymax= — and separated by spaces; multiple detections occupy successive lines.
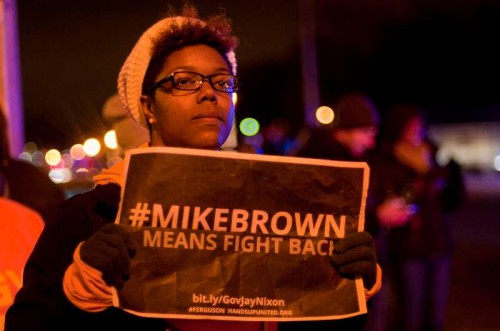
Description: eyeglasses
xmin=146 ymin=71 xmax=239 ymax=94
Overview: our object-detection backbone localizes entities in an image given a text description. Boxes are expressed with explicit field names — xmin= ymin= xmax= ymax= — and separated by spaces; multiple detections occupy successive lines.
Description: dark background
xmin=15 ymin=2 xmax=500 ymax=330
xmin=18 ymin=0 xmax=500 ymax=150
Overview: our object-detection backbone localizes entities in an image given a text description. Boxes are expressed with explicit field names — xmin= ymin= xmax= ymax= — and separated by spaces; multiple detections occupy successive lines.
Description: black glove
xmin=330 ymin=231 xmax=377 ymax=289
xmin=80 ymin=223 xmax=136 ymax=289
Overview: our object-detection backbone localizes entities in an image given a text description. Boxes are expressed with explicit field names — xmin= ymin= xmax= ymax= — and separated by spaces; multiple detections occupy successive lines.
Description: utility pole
xmin=298 ymin=0 xmax=320 ymax=128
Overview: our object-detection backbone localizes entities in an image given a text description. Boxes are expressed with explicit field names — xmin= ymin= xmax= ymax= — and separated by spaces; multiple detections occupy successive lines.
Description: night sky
xmin=18 ymin=0 xmax=500 ymax=150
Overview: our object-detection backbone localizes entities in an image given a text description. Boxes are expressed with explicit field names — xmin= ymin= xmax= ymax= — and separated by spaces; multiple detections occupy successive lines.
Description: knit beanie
xmin=333 ymin=93 xmax=380 ymax=129
xmin=117 ymin=16 xmax=238 ymax=129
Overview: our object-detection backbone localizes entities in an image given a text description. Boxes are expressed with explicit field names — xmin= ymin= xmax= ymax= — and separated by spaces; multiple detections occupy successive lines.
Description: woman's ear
xmin=140 ymin=95 xmax=156 ymax=123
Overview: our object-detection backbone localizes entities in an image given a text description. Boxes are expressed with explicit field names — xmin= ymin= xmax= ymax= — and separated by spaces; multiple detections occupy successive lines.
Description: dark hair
xmin=383 ymin=103 xmax=427 ymax=142
xmin=333 ymin=92 xmax=380 ymax=129
xmin=142 ymin=4 xmax=238 ymax=93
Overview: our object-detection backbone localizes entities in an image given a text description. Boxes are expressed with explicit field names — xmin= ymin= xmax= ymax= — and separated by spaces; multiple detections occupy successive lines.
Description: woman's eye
xmin=176 ymin=78 xmax=192 ymax=86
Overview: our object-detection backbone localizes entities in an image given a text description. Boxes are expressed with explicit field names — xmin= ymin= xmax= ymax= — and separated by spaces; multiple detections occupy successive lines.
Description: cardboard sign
xmin=113 ymin=147 xmax=369 ymax=322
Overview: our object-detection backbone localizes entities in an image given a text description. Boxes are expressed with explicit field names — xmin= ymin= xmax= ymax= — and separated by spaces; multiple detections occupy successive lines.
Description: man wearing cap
xmin=297 ymin=92 xmax=380 ymax=162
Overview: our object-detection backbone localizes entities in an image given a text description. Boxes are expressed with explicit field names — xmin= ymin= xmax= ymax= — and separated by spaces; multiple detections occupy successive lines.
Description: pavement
xmin=444 ymin=172 xmax=500 ymax=331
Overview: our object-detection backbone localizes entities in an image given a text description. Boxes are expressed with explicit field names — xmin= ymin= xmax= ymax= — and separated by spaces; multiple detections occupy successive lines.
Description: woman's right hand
xmin=376 ymin=197 xmax=413 ymax=228
xmin=80 ymin=223 xmax=136 ymax=289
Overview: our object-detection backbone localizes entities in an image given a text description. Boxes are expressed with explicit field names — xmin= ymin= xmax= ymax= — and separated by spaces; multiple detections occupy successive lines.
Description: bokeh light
xmin=61 ymin=153 xmax=74 ymax=168
xmin=32 ymin=151 xmax=44 ymax=166
xmin=18 ymin=152 xmax=32 ymax=162
xmin=494 ymin=155 xmax=500 ymax=171
xmin=45 ymin=149 xmax=62 ymax=166
xmin=23 ymin=141 xmax=38 ymax=153
xmin=70 ymin=144 xmax=86 ymax=160
xmin=239 ymin=117 xmax=260 ymax=136
xmin=104 ymin=130 xmax=118 ymax=149
xmin=83 ymin=138 xmax=101 ymax=157
xmin=315 ymin=106 xmax=335 ymax=125
xmin=49 ymin=168 xmax=72 ymax=183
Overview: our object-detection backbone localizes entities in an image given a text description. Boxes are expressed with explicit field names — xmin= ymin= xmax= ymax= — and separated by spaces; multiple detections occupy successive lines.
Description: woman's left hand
xmin=330 ymin=231 xmax=377 ymax=289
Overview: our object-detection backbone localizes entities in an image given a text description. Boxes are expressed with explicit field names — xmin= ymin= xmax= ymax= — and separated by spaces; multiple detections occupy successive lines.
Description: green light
xmin=239 ymin=118 xmax=260 ymax=136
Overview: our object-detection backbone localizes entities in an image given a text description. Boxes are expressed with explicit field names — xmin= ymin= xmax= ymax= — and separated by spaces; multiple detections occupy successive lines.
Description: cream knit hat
xmin=117 ymin=16 xmax=238 ymax=129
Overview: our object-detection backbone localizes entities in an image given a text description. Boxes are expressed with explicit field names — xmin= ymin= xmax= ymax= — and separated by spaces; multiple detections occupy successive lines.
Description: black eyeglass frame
xmin=146 ymin=71 xmax=240 ymax=94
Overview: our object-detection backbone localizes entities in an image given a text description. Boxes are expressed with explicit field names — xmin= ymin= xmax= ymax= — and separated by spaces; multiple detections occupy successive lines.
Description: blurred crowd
xmin=241 ymin=92 xmax=466 ymax=331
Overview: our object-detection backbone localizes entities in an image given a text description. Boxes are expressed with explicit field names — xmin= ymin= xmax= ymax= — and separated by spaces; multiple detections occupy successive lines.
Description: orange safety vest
xmin=0 ymin=197 xmax=44 ymax=328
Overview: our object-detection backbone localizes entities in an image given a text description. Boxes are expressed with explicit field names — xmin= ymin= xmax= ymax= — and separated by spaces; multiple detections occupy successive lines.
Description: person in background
xmin=0 ymin=197 xmax=44 ymax=330
xmin=0 ymin=104 xmax=63 ymax=331
xmin=262 ymin=118 xmax=295 ymax=156
xmin=297 ymin=92 xmax=380 ymax=162
xmin=1 ymin=107 xmax=64 ymax=326
xmin=295 ymin=92 xmax=411 ymax=235
xmin=6 ymin=5 xmax=379 ymax=331
xmin=279 ymin=92 xmax=390 ymax=331
xmin=374 ymin=104 xmax=465 ymax=331
xmin=0 ymin=108 xmax=66 ymax=222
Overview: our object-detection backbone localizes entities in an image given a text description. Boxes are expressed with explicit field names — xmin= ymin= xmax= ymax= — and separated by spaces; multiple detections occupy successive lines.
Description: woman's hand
xmin=80 ymin=223 xmax=136 ymax=289
xmin=376 ymin=197 xmax=413 ymax=228
xmin=330 ymin=231 xmax=377 ymax=289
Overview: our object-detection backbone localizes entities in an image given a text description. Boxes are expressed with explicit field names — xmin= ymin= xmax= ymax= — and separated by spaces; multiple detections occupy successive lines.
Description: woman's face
xmin=335 ymin=126 xmax=378 ymax=158
xmin=141 ymin=44 xmax=235 ymax=150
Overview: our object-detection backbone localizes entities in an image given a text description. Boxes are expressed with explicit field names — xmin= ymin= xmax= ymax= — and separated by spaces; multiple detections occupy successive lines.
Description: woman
xmin=6 ymin=5 xmax=379 ymax=331
xmin=374 ymin=104 xmax=465 ymax=331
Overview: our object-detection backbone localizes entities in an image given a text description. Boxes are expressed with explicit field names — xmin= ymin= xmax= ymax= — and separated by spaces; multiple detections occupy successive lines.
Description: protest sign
xmin=113 ymin=147 xmax=370 ymax=321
